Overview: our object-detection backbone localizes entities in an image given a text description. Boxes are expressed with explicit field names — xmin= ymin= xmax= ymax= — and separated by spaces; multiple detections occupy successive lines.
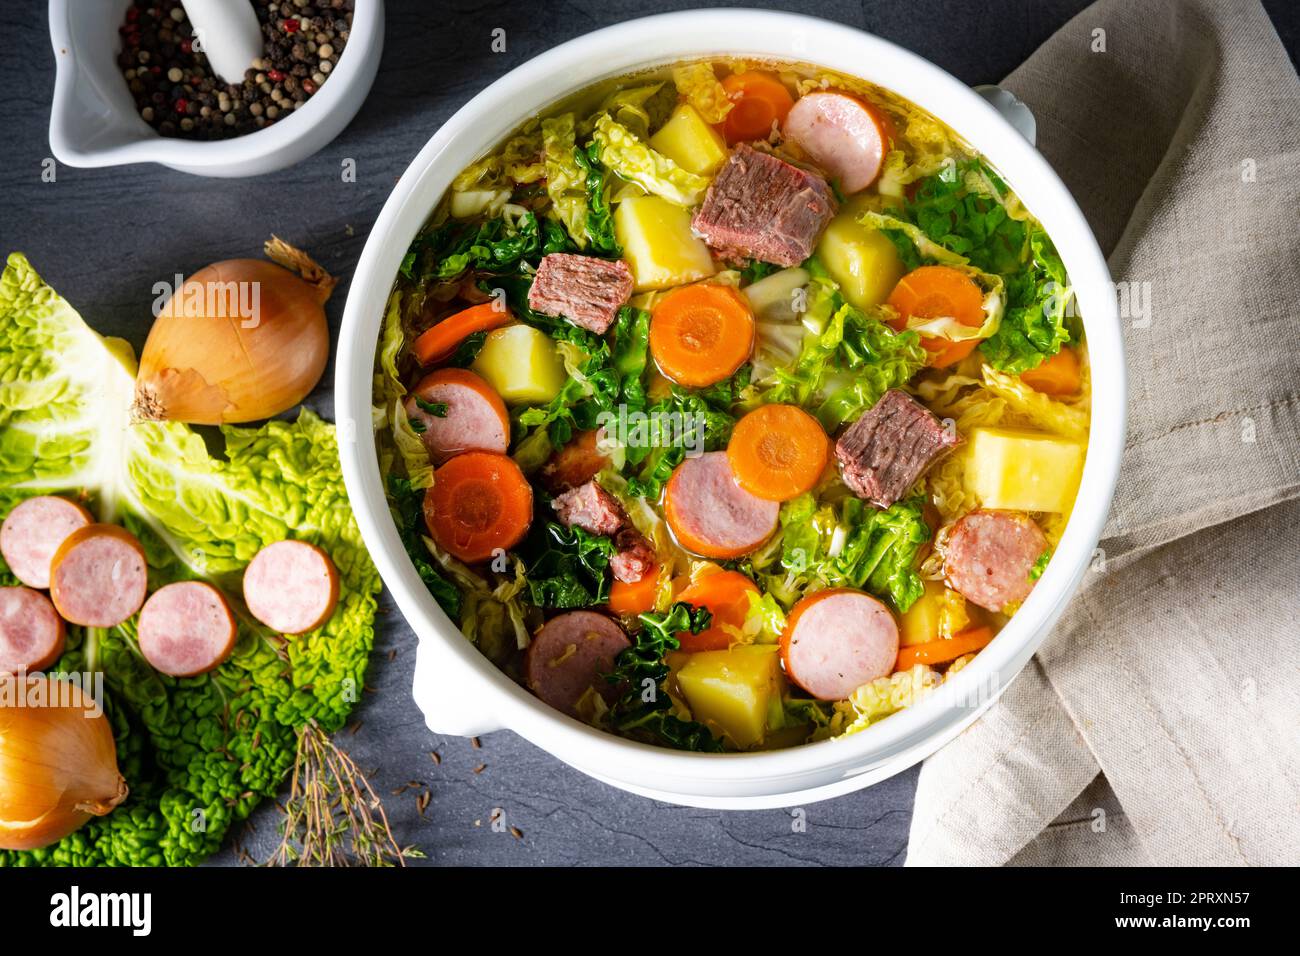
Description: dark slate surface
xmin=4 ymin=0 xmax=1289 ymax=867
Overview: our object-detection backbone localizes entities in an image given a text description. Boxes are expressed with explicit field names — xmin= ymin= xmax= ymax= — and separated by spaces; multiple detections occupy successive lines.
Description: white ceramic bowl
xmin=48 ymin=0 xmax=384 ymax=177
xmin=336 ymin=9 xmax=1125 ymax=809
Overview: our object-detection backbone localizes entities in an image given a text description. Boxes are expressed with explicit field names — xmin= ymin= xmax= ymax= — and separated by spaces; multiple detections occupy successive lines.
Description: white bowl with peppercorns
xmin=48 ymin=0 xmax=382 ymax=177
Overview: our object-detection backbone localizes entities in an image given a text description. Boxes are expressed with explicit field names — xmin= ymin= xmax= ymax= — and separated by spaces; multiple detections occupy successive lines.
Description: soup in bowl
xmin=371 ymin=55 xmax=1092 ymax=755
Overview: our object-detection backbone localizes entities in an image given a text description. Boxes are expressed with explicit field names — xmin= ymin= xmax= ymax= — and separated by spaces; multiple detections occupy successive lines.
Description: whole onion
xmin=0 ymin=676 xmax=128 ymax=850
xmin=132 ymin=237 xmax=336 ymax=424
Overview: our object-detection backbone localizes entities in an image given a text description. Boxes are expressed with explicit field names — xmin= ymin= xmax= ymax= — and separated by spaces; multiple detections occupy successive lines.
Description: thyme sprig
xmin=269 ymin=721 xmax=423 ymax=867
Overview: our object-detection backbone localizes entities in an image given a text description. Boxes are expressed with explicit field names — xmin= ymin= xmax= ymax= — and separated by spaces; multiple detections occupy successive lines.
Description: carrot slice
xmin=649 ymin=283 xmax=755 ymax=388
xmin=674 ymin=571 xmax=759 ymax=653
xmin=608 ymin=563 xmax=661 ymax=617
xmin=1019 ymin=346 xmax=1081 ymax=396
xmin=412 ymin=303 xmax=513 ymax=366
xmin=423 ymin=451 xmax=533 ymax=563
xmin=888 ymin=265 xmax=985 ymax=368
xmin=719 ymin=71 xmax=795 ymax=144
xmin=727 ymin=404 xmax=830 ymax=501
xmin=894 ymin=626 xmax=994 ymax=670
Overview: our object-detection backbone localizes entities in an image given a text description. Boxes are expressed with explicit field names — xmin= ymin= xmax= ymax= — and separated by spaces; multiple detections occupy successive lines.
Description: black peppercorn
xmin=118 ymin=0 xmax=351 ymax=140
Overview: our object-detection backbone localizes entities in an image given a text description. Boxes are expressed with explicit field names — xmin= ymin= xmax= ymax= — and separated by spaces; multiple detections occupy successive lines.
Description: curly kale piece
xmin=389 ymin=474 xmax=462 ymax=619
xmin=604 ymin=603 xmax=725 ymax=753
xmin=523 ymin=521 xmax=616 ymax=609
xmin=574 ymin=142 xmax=620 ymax=256
xmin=402 ymin=210 xmax=572 ymax=283
xmin=898 ymin=159 xmax=1073 ymax=373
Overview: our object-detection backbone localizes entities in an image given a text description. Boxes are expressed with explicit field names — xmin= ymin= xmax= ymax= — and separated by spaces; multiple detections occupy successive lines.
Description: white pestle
xmin=181 ymin=0 xmax=263 ymax=85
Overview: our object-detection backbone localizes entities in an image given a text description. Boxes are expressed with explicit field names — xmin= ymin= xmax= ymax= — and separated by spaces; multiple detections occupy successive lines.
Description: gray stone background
xmin=2 ymin=0 xmax=1293 ymax=867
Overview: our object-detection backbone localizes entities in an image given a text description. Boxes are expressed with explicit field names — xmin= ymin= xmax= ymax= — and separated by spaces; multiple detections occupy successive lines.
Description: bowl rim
xmin=47 ymin=0 xmax=382 ymax=169
xmin=336 ymin=8 xmax=1126 ymax=789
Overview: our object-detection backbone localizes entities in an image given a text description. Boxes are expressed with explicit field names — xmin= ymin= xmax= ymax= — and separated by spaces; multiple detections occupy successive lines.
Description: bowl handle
xmin=411 ymin=630 xmax=506 ymax=737
xmin=974 ymin=85 xmax=1037 ymax=147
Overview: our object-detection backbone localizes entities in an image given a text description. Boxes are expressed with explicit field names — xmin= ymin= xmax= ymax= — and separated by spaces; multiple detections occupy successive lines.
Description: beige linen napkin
xmin=906 ymin=0 xmax=1300 ymax=866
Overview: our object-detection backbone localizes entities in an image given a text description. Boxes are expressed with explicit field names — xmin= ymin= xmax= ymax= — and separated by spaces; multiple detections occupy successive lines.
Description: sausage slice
xmin=524 ymin=611 xmax=630 ymax=717
xmin=242 ymin=540 xmax=340 ymax=635
xmin=0 ymin=586 xmax=66 ymax=674
xmin=137 ymin=581 xmax=237 ymax=677
xmin=944 ymin=510 xmax=1048 ymax=612
xmin=403 ymin=368 xmax=510 ymax=465
xmin=664 ymin=451 xmax=779 ymax=559
xmin=783 ymin=91 xmax=890 ymax=194
xmin=781 ymin=589 xmax=899 ymax=700
xmin=49 ymin=524 xmax=148 ymax=628
xmin=0 ymin=496 xmax=93 ymax=589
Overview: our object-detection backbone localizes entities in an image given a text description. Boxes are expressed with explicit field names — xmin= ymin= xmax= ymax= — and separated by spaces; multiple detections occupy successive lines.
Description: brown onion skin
xmin=133 ymin=257 xmax=331 ymax=425
xmin=0 ymin=678 xmax=128 ymax=851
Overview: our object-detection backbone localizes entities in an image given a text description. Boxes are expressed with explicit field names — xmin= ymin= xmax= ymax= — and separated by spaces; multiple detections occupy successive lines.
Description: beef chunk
xmin=690 ymin=144 xmax=837 ymax=267
xmin=528 ymin=254 xmax=633 ymax=334
xmin=551 ymin=480 xmax=627 ymax=536
xmin=609 ymin=527 xmax=656 ymax=584
xmin=551 ymin=479 xmax=655 ymax=583
xmin=835 ymin=389 xmax=962 ymax=508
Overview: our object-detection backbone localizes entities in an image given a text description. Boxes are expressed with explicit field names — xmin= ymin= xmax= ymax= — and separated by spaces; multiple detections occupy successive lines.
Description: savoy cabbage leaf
xmin=0 ymin=254 xmax=380 ymax=867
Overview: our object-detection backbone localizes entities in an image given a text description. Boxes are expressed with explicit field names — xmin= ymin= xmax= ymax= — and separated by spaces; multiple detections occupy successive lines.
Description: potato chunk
xmin=899 ymin=580 xmax=944 ymax=647
xmin=965 ymin=426 xmax=1086 ymax=513
xmin=614 ymin=196 xmax=717 ymax=292
xmin=816 ymin=199 xmax=905 ymax=310
xmin=471 ymin=324 xmax=566 ymax=405
xmin=898 ymin=580 xmax=970 ymax=646
xmin=675 ymin=645 xmax=783 ymax=749
xmin=649 ymin=103 xmax=730 ymax=177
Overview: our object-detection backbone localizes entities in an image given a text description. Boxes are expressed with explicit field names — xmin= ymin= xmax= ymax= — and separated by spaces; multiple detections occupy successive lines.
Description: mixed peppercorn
xmin=117 ymin=0 xmax=354 ymax=140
